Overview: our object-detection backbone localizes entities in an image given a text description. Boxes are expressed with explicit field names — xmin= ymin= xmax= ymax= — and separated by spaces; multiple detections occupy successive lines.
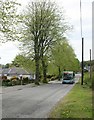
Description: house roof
xmin=1 ymin=67 xmax=31 ymax=76
xmin=2 ymin=68 xmax=10 ymax=74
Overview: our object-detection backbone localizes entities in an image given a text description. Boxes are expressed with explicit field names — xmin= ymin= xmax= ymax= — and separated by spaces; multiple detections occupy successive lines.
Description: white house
xmin=1 ymin=67 xmax=33 ymax=80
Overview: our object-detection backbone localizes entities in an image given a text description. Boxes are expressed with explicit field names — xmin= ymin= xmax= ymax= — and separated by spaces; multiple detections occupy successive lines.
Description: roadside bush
xmin=84 ymin=73 xmax=92 ymax=88
xmin=10 ymin=76 xmax=19 ymax=80
xmin=2 ymin=79 xmax=12 ymax=86
xmin=7 ymin=81 xmax=12 ymax=86
xmin=29 ymin=78 xmax=35 ymax=83
xmin=50 ymin=76 xmax=58 ymax=81
xmin=47 ymin=75 xmax=54 ymax=79
xmin=46 ymin=75 xmax=58 ymax=81
xmin=22 ymin=77 xmax=29 ymax=85
xmin=92 ymin=73 xmax=94 ymax=88
xmin=11 ymin=79 xmax=18 ymax=86
xmin=2 ymin=77 xmax=35 ymax=86
xmin=2 ymin=76 xmax=7 ymax=80
xmin=16 ymin=79 xmax=21 ymax=85
xmin=92 ymin=65 xmax=94 ymax=71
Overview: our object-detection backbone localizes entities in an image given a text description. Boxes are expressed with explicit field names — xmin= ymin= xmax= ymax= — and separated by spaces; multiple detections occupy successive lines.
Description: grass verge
xmin=48 ymin=74 xmax=92 ymax=118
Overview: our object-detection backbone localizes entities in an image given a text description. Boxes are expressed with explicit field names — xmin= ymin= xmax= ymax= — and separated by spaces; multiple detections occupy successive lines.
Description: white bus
xmin=62 ymin=71 xmax=75 ymax=84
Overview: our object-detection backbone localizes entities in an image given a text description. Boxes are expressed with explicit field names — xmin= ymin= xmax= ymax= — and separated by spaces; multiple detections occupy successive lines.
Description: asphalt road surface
xmin=2 ymin=74 xmax=80 ymax=118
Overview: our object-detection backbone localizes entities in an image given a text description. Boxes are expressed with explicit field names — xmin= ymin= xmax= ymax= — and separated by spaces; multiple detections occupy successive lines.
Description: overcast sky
xmin=0 ymin=0 xmax=93 ymax=65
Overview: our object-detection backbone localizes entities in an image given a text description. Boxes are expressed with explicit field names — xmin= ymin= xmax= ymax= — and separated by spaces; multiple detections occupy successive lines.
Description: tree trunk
xmin=58 ymin=66 xmax=61 ymax=81
xmin=34 ymin=39 xmax=40 ymax=85
xmin=42 ymin=58 xmax=48 ymax=83
xmin=35 ymin=57 xmax=40 ymax=85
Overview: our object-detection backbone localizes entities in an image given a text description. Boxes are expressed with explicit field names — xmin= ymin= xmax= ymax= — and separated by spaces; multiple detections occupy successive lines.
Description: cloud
xmin=70 ymin=39 xmax=92 ymax=61
xmin=0 ymin=42 xmax=20 ymax=65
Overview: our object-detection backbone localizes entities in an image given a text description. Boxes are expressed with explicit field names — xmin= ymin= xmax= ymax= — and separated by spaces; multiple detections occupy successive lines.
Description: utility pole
xmin=90 ymin=49 xmax=92 ymax=80
xmin=81 ymin=38 xmax=84 ymax=85
xmin=80 ymin=0 xmax=84 ymax=85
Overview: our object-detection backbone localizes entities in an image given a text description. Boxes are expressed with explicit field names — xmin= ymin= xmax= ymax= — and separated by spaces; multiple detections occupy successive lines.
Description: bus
xmin=62 ymin=71 xmax=75 ymax=84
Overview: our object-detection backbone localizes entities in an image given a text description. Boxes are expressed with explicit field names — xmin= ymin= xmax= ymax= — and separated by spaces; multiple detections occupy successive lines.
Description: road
xmin=2 ymin=74 xmax=80 ymax=118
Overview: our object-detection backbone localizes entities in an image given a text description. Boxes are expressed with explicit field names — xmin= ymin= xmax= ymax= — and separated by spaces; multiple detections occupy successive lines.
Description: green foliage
xmin=2 ymin=79 xmax=12 ymax=86
xmin=22 ymin=77 xmax=29 ymax=84
xmin=49 ymin=39 xmax=80 ymax=77
xmin=2 ymin=77 xmax=34 ymax=86
xmin=3 ymin=0 xmax=77 ymax=82
xmin=92 ymin=65 xmax=94 ymax=71
xmin=48 ymin=62 xmax=59 ymax=76
xmin=92 ymin=72 xmax=94 ymax=84
xmin=84 ymin=60 xmax=94 ymax=66
xmin=0 ymin=0 xmax=21 ymax=42
xmin=83 ymin=60 xmax=94 ymax=72
xmin=19 ymin=0 xmax=70 ymax=83
xmin=12 ymin=54 xmax=35 ymax=73
xmin=83 ymin=72 xmax=93 ymax=88
xmin=4 ymin=63 xmax=10 ymax=68
xmin=11 ymin=79 xmax=18 ymax=86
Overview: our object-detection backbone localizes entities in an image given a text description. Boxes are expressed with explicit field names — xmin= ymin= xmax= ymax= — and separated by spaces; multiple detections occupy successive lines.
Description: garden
xmin=2 ymin=76 xmax=35 ymax=86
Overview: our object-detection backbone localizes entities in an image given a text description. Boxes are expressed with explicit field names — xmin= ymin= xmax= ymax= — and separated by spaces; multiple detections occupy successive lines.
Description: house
xmin=0 ymin=67 xmax=33 ymax=80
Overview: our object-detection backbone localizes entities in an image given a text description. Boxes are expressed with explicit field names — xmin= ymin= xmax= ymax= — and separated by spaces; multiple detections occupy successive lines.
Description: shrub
xmin=11 ymin=76 xmax=18 ymax=80
xmin=50 ymin=76 xmax=58 ymax=81
xmin=84 ymin=73 xmax=92 ymax=88
xmin=16 ymin=79 xmax=21 ymax=85
xmin=2 ymin=79 xmax=12 ymax=86
xmin=92 ymin=73 xmax=94 ymax=88
xmin=29 ymin=78 xmax=35 ymax=83
xmin=11 ymin=79 xmax=18 ymax=86
xmin=47 ymin=75 xmax=53 ymax=79
xmin=2 ymin=76 xmax=7 ymax=80
xmin=7 ymin=81 xmax=12 ymax=86
xmin=22 ymin=77 xmax=29 ymax=85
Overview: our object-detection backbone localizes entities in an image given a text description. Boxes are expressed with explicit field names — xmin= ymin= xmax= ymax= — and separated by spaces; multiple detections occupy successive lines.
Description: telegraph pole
xmin=80 ymin=0 xmax=84 ymax=85
xmin=90 ymin=49 xmax=92 ymax=80
xmin=81 ymin=38 xmax=84 ymax=85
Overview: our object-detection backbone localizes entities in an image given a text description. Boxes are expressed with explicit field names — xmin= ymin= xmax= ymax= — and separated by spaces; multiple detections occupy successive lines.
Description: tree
xmin=20 ymin=0 xmax=69 ymax=84
xmin=50 ymin=39 xmax=80 ymax=80
xmin=5 ymin=63 xmax=10 ymax=68
xmin=0 ymin=0 xmax=21 ymax=42
xmin=12 ymin=55 xmax=35 ymax=73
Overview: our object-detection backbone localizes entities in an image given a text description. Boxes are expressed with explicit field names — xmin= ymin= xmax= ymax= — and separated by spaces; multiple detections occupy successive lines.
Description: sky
xmin=92 ymin=1 xmax=94 ymax=60
xmin=0 ymin=0 xmax=93 ymax=65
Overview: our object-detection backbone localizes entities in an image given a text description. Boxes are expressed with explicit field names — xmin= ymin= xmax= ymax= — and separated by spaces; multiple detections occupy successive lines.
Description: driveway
xmin=2 ymin=74 xmax=80 ymax=118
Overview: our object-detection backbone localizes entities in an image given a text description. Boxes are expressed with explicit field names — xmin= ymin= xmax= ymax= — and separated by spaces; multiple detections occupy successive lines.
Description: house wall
xmin=21 ymin=75 xmax=32 ymax=79
xmin=7 ymin=75 xmax=32 ymax=80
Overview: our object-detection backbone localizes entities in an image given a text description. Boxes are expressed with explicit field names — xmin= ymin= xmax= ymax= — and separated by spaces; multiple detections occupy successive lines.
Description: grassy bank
xmin=49 ymin=73 xmax=92 ymax=118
